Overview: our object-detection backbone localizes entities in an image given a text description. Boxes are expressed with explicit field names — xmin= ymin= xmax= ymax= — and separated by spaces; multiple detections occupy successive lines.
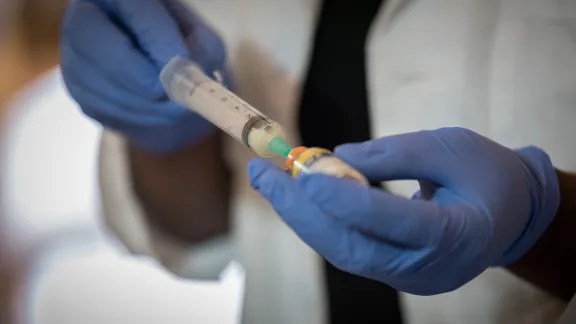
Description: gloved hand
xmin=61 ymin=0 xmax=231 ymax=153
xmin=249 ymin=127 xmax=560 ymax=295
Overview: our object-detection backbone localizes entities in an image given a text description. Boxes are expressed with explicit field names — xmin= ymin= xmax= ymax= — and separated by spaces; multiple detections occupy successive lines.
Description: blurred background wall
xmin=0 ymin=1 xmax=69 ymax=322
xmin=0 ymin=0 xmax=66 ymax=109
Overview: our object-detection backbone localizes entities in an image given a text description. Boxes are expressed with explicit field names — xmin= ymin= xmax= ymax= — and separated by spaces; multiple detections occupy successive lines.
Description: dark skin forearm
xmin=507 ymin=170 xmax=576 ymax=302
xmin=128 ymin=132 xmax=232 ymax=245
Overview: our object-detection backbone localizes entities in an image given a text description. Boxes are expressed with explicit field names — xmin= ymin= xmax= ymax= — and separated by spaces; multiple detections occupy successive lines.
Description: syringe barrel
xmin=160 ymin=57 xmax=286 ymax=158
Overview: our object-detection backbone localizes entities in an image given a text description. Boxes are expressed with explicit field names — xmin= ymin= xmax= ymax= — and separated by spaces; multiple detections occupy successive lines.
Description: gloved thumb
xmin=333 ymin=129 xmax=464 ymax=186
xmin=162 ymin=0 xmax=227 ymax=73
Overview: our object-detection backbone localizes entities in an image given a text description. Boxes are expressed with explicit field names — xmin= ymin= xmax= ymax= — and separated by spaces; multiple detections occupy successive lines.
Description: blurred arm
xmin=128 ymin=131 xmax=232 ymax=245
xmin=99 ymin=130 xmax=233 ymax=280
xmin=507 ymin=170 xmax=576 ymax=302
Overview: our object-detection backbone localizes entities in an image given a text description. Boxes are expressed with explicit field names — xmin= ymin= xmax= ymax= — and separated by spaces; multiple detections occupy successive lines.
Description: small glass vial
xmin=285 ymin=146 xmax=369 ymax=185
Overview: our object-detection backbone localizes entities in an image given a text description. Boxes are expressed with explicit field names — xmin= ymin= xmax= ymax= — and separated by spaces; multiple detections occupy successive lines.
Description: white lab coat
xmin=99 ymin=0 xmax=576 ymax=323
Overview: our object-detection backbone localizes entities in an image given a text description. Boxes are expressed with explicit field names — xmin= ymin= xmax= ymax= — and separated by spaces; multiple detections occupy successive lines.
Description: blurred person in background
xmin=0 ymin=0 xmax=69 ymax=322
xmin=61 ymin=0 xmax=573 ymax=324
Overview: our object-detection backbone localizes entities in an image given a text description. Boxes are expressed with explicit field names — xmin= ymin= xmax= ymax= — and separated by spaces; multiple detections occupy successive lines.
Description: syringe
xmin=160 ymin=56 xmax=289 ymax=158
xmin=160 ymin=57 xmax=368 ymax=185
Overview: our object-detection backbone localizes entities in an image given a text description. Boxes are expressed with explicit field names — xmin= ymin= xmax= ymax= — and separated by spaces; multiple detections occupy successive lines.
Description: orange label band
xmin=286 ymin=146 xmax=307 ymax=170
xmin=290 ymin=148 xmax=332 ymax=177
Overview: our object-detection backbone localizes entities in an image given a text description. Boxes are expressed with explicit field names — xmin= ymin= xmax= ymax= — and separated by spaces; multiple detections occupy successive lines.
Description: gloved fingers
xmin=62 ymin=1 xmax=165 ymax=97
xmin=248 ymin=159 xmax=387 ymax=267
xmin=297 ymin=173 xmax=448 ymax=248
xmin=78 ymin=103 xmax=147 ymax=134
xmin=123 ymin=112 xmax=215 ymax=153
xmin=249 ymin=159 xmax=323 ymax=228
xmin=161 ymin=0 xmax=227 ymax=72
xmin=248 ymin=159 xmax=456 ymax=281
xmin=87 ymin=0 xmax=190 ymax=68
xmin=61 ymin=43 xmax=161 ymax=102
xmin=334 ymin=129 xmax=467 ymax=187
xmin=65 ymin=81 xmax=181 ymax=129
xmin=188 ymin=21 xmax=227 ymax=73
xmin=62 ymin=56 xmax=187 ymax=120
xmin=60 ymin=39 xmax=163 ymax=102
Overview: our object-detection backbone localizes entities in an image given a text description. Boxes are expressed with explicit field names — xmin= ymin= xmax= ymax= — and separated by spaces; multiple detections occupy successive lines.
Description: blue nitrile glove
xmin=248 ymin=127 xmax=560 ymax=295
xmin=61 ymin=0 xmax=232 ymax=153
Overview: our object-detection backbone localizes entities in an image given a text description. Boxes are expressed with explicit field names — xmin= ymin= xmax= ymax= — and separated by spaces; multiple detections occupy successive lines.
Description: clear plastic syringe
xmin=160 ymin=56 xmax=290 ymax=158
xmin=160 ymin=56 xmax=368 ymax=185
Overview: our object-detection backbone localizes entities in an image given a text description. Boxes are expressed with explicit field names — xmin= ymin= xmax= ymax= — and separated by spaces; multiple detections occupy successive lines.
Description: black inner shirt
xmin=298 ymin=0 xmax=404 ymax=323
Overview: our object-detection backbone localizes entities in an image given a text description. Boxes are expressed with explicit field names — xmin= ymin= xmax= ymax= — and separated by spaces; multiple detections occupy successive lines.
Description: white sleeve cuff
xmin=97 ymin=130 xmax=234 ymax=280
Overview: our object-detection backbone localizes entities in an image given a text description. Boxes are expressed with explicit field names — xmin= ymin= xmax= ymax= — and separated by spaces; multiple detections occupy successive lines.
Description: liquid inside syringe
xmin=160 ymin=56 xmax=292 ymax=158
